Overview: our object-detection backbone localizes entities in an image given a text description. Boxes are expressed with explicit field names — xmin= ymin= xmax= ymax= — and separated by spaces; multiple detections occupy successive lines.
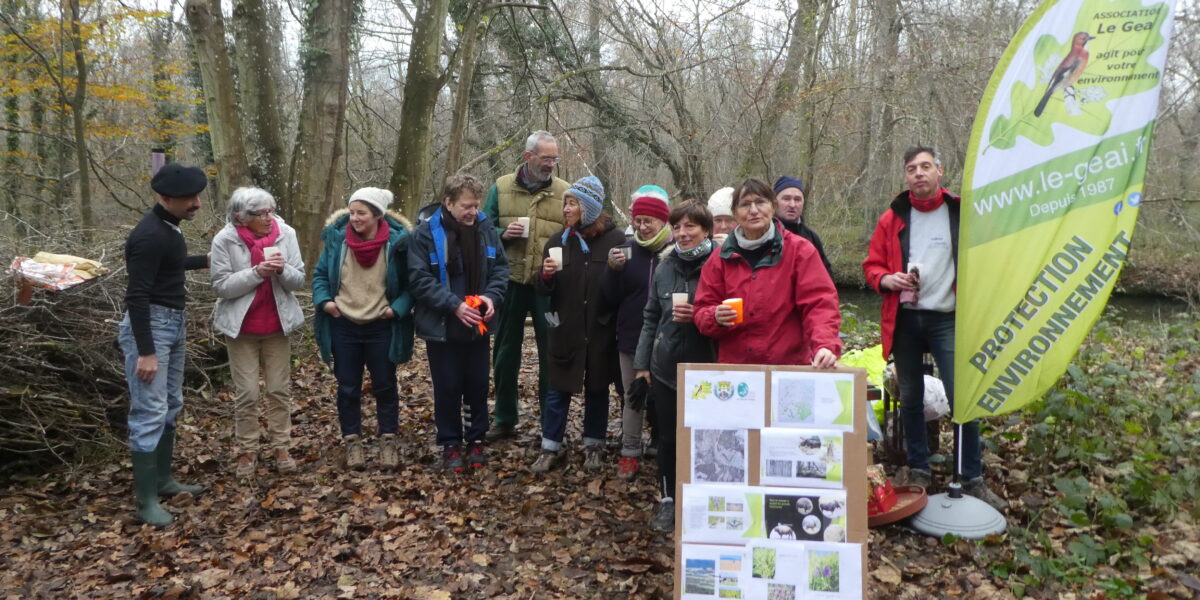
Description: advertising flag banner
xmin=956 ymin=0 xmax=1177 ymax=422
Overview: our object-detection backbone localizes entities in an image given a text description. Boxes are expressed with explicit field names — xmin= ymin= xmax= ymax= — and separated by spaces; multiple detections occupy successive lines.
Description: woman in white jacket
xmin=210 ymin=187 xmax=306 ymax=477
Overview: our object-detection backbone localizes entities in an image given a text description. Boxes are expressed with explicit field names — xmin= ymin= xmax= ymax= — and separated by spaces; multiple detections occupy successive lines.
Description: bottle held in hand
xmin=899 ymin=265 xmax=920 ymax=305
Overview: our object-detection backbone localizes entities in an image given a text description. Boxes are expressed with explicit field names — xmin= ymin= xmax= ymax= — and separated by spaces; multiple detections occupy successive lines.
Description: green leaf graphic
xmin=986 ymin=0 xmax=1167 ymax=150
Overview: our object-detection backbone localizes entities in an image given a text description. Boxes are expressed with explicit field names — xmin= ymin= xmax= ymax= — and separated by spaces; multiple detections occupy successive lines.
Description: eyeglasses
xmin=246 ymin=209 xmax=275 ymax=220
xmin=534 ymin=154 xmax=560 ymax=164
xmin=734 ymin=197 xmax=771 ymax=211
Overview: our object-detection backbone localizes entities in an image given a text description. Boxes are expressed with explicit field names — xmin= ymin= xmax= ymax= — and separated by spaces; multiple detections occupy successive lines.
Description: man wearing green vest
xmin=482 ymin=131 xmax=568 ymax=441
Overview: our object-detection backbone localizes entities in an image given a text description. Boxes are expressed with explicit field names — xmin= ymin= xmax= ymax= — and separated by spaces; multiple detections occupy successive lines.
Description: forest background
xmin=1 ymin=1 xmax=1199 ymax=597
xmin=1 ymin=0 xmax=1197 ymax=298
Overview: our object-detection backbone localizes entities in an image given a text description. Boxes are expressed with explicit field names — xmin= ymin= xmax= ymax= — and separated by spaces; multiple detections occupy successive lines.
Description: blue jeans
xmin=892 ymin=308 xmax=982 ymax=480
xmin=541 ymin=388 xmax=609 ymax=451
xmin=330 ymin=317 xmax=399 ymax=437
xmin=118 ymin=305 xmax=186 ymax=452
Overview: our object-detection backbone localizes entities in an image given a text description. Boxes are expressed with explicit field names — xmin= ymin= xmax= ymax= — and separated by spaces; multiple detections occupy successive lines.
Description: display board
xmin=673 ymin=364 xmax=869 ymax=599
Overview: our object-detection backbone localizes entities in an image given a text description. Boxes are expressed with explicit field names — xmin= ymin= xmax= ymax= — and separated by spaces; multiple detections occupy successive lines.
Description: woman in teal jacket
xmin=312 ymin=187 xmax=414 ymax=471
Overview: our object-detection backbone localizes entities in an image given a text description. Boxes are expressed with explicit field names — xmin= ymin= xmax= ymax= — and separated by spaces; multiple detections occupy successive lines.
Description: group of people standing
xmin=118 ymin=132 xmax=1003 ymax=531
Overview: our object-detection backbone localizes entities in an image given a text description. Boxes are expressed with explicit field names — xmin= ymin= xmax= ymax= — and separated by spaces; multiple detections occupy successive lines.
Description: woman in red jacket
xmin=693 ymin=178 xmax=841 ymax=367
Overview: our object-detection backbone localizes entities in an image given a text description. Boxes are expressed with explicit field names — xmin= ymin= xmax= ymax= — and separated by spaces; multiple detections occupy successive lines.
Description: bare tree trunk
xmin=857 ymin=0 xmax=900 ymax=235
xmin=185 ymin=0 xmax=250 ymax=204
xmin=231 ymin=0 xmax=288 ymax=202
xmin=289 ymin=0 xmax=358 ymax=269
xmin=741 ymin=0 xmax=810 ymax=178
xmin=149 ymin=19 xmax=180 ymax=162
xmin=444 ymin=0 xmax=487 ymax=177
xmin=586 ymin=0 xmax=615 ymax=209
xmin=66 ymin=0 xmax=91 ymax=237
xmin=389 ymin=0 xmax=449 ymax=216
xmin=2 ymin=0 xmax=21 ymax=232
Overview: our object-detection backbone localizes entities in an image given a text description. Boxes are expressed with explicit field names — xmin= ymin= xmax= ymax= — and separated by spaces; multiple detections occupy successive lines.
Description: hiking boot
xmin=155 ymin=428 xmax=204 ymax=496
xmin=530 ymin=449 xmax=563 ymax=473
xmin=583 ymin=447 xmax=604 ymax=472
xmin=963 ymin=477 xmax=1007 ymax=512
xmin=235 ymin=452 xmax=257 ymax=479
xmin=345 ymin=435 xmax=365 ymax=469
xmin=466 ymin=442 xmax=487 ymax=469
xmin=132 ymin=451 xmax=172 ymax=527
xmin=617 ymin=456 xmax=639 ymax=480
xmin=904 ymin=468 xmax=932 ymax=490
xmin=273 ymin=448 xmax=296 ymax=473
xmin=484 ymin=424 xmax=517 ymax=443
xmin=442 ymin=445 xmax=465 ymax=473
xmin=379 ymin=434 xmax=398 ymax=470
xmin=649 ymin=498 xmax=675 ymax=533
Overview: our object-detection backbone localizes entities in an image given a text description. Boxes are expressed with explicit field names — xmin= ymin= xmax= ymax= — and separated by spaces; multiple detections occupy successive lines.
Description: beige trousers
xmin=226 ymin=333 xmax=292 ymax=451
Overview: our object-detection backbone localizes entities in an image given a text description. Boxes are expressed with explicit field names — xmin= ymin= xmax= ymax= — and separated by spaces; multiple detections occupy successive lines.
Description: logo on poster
xmin=715 ymin=381 xmax=734 ymax=401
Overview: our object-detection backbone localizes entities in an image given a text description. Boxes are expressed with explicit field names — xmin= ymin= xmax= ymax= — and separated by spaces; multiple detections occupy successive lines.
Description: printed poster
xmin=770 ymin=372 xmax=854 ymax=431
xmin=760 ymin=428 xmax=844 ymax=489
xmin=683 ymin=369 xmax=766 ymax=429
xmin=691 ymin=429 xmax=749 ymax=485
xmin=680 ymin=484 xmax=760 ymax=545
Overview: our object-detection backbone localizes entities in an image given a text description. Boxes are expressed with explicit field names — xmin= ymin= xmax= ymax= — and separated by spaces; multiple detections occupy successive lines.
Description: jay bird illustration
xmin=1035 ymin=31 xmax=1096 ymax=117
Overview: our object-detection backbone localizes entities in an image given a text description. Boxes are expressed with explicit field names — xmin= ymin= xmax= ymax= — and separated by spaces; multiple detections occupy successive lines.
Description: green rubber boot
xmin=132 ymin=451 xmax=173 ymax=527
xmin=155 ymin=428 xmax=204 ymax=496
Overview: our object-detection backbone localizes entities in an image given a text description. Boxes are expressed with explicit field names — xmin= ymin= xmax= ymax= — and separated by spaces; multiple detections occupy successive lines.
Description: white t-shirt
xmin=907 ymin=204 xmax=955 ymax=312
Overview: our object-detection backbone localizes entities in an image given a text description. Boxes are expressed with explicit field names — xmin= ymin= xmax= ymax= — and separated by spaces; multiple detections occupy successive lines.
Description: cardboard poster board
xmin=674 ymin=364 xmax=869 ymax=599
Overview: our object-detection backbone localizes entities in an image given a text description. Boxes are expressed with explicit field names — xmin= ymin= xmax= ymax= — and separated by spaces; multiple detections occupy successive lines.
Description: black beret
xmin=151 ymin=163 xmax=208 ymax=198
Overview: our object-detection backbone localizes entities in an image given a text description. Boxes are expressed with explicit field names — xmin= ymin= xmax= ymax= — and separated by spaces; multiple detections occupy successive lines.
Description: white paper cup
xmin=620 ymin=247 xmax=632 ymax=260
xmin=671 ymin=293 xmax=689 ymax=307
xmin=263 ymin=247 xmax=281 ymax=261
xmin=548 ymin=247 xmax=563 ymax=268
xmin=517 ymin=217 xmax=530 ymax=238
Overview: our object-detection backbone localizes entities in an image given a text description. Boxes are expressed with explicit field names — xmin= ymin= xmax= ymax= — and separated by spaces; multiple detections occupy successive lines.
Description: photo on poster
xmin=759 ymin=428 xmax=844 ymax=488
xmin=801 ymin=542 xmax=863 ymax=599
xmin=744 ymin=540 xmax=806 ymax=599
xmin=681 ymin=544 xmax=751 ymax=600
xmin=770 ymin=371 xmax=855 ymax=430
xmin=682 ymin=369 xmax=766 ymax=429
xmin=762 ymin=487 xmax=848 ymax=543
xmin=681 ymin=484 xmax=760 ymax=545
xmin=692 ymin=429 xmax=748 ymax=485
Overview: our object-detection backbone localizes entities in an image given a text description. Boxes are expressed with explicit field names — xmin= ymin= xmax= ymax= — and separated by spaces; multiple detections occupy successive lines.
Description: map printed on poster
xmin=680 ymin=544 xmax=751 ymax=600
xmin=683 ymin=369 xmax=766 ymax=429
xmin=770 ymin=372 xmax=855 ymax=431
xmin=760 ymin=428 xmax=845 ymax=489
xmin=763 ymin=487 xmax=848 ymax=543
xmin=746 ymin=541 xmax=864 ymax=600
xmin=691 ymin=429 xmax=748 ymax=485
xmin=680 ymin=484 xmax=761 ymax=545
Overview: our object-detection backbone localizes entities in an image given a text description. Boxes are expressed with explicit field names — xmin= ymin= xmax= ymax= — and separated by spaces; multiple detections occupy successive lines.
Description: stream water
xmin=836 ymin=286 xmax=1194 ymax=328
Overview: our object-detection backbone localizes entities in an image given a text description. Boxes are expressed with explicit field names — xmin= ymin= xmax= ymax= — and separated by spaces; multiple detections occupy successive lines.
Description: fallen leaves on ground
xmin=0 ymin=335 xmax=1197 ymax=598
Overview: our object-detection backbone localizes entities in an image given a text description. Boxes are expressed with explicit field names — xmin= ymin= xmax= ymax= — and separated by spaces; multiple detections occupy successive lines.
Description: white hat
xmin=707 ymin=187 xmax=734 ymax=218
xmin=349 ymin=187 xmax=393 ymax=215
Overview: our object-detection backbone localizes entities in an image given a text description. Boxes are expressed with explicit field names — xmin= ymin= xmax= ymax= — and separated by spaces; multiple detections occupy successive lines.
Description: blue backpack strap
xmin=428 ymin=209 xmax=450 ymax=286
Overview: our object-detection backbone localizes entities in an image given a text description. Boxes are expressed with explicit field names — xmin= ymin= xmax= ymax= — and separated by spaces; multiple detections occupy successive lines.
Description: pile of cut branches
xmin=1 ymin=234 xmax=224 ymax=478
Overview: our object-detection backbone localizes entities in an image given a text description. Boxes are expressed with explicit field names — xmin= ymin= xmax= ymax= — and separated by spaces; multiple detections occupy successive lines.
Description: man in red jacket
xmin=863 ymin=147 xmax=1005 ymax=512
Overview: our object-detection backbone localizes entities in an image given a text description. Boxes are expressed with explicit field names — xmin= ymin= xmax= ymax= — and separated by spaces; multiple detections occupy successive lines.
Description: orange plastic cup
xmin=722 ymin=298 xmax=744 ymax=324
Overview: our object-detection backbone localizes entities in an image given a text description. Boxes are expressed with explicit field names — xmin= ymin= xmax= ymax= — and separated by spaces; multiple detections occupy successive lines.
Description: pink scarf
xmin=345 ymin=218 xmax=390 ymax=267
xmin=235 ymin=220 xmax=283 ymax=335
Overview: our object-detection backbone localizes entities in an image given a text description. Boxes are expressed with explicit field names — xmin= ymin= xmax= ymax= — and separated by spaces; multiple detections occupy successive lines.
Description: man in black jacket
xmin=117 ymin=163 xmax=209 ymax=527
xmin=773 ymin=175 xmax=832 ymax=278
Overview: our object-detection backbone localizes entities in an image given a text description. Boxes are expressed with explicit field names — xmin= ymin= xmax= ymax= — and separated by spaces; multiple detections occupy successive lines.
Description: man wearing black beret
xmin=116 ymin=163 xmax=210 ymax=527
